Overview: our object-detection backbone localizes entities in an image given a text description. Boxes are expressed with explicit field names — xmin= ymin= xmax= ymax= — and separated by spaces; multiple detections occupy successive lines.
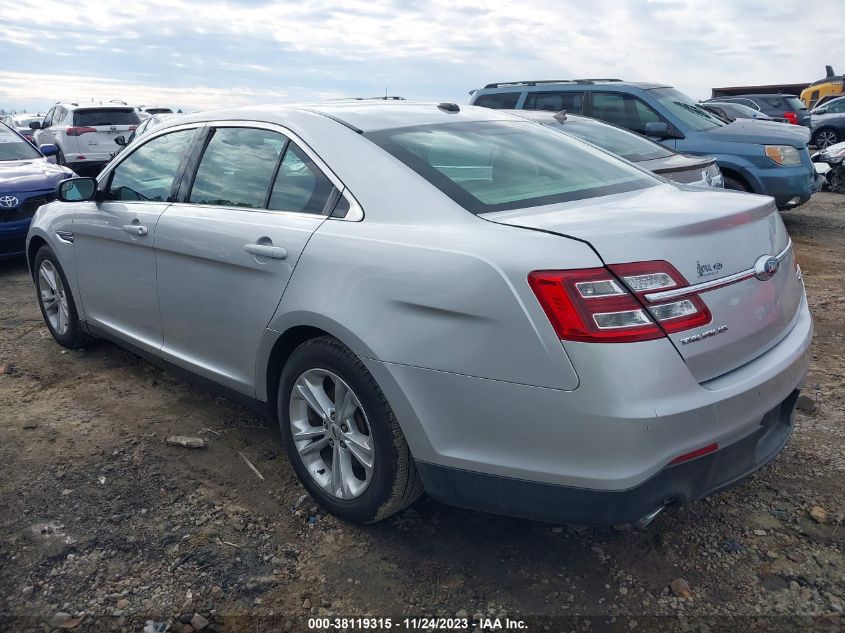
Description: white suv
xmin=33 ymin=103 xmax=141 ymax=173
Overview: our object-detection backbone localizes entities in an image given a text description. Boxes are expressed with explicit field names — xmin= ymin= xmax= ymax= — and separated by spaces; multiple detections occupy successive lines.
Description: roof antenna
xmin=553 ymin=110 xmax=567 ymax=122
xmin=437 ymin=103 xmax=460 ymax=113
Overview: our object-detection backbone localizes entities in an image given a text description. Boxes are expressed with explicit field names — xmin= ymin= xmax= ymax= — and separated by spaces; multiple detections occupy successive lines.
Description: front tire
xmin=34 ymin=245 xmax=90 ymax=349
xmin=278 ymin=336 xmax=422 ymax=523
xmin=723 ymin=175 xmax=750 ymax=192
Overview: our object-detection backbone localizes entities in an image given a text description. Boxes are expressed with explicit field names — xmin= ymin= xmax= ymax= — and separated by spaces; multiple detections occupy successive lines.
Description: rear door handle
xmin=122 ymin=224 xmax=148 ymax=236
xmin=244 ymin=243 xmax=288 ymax=259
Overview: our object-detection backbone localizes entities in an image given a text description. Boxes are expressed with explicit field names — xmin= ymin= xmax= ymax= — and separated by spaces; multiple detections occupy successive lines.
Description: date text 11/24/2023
xmin=307 ymin=617 xmax=528 ymax=630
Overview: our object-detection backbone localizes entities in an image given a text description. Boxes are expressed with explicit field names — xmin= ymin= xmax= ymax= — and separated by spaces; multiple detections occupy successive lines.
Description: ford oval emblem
xmin=754 ymin=255 xmax=780 ymax=281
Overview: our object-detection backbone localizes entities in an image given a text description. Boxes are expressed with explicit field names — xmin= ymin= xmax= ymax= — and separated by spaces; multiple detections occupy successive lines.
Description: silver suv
xmin=27 ymin=103 xmax=811 ymax=526
xmin=33 ymin=103 xmax=141 ymax=172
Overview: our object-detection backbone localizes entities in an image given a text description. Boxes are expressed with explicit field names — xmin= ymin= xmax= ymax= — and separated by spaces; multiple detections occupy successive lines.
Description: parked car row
xmin=469 ymin=79 xmax=816 ymax=209
xmin=23 ymin=97 xmax=811 ymax=527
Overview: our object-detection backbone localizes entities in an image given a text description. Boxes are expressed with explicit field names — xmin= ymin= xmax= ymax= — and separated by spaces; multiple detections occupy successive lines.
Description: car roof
xmin=713 ymin=94 xmax=799 ymax=100
xmin=161 ymin=101 xmax=523 ymax=133
xmin=476 ymin=80 xmax=669 ymax=92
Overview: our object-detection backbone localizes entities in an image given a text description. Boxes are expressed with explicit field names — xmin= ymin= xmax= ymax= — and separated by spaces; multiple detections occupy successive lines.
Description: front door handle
xmin=244 ymin=243 xmax=288 ymax=259
xmin=122 ymin=224 xmax=148 ymax=236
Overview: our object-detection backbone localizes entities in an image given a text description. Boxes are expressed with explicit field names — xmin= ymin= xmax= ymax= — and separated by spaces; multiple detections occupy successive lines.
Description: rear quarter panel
xmin=266 ymin=216 xmax=601 ymax=392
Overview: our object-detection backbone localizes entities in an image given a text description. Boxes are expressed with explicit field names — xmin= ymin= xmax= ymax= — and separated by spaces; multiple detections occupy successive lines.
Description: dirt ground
xmin=0 ymin=194 xmax=843 ymax=633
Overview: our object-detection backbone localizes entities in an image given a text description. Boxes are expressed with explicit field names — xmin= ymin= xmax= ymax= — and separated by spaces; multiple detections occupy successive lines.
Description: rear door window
xmin=107 ymin=128 xmax=197 ymax=202
xmin=473 ymin=92 xmax=521 ymax=109
xmin=73 ymin=108 xmax=141 ymax=127
xmin=268 ymin=144 xmax=335 ymax=214
xmin=524 ymin=91 xmax=584 ymax=113
xmin=189 ymin=127 xmax=286 ymax=209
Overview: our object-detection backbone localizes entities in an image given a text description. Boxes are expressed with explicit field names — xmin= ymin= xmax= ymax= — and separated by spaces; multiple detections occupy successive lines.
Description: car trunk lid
xmin=487 ymin=184 xmax=805 ymax=382
xmin=71 ymin=107 xmax=140 ymax=152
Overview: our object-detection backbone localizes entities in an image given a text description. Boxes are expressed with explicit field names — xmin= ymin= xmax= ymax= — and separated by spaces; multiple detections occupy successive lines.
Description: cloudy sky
xmin=2 ymin=0 xmax=844 ymax=113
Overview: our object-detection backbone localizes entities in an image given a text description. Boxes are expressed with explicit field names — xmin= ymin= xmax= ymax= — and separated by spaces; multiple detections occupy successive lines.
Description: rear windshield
xmin=0 ymin=124 xmax=40 ymax=160
xmin=144 ymin=108 xmax=173 ymax=115
xmin=73 ymin=108 xmax=141 ymax=126
xmin=366 ymin=121 xmax=657 ymax=214
xmin=472 ymin=92 xmax=521 ymax=109
xmin=784 ymin=96 xmax=806 ymax=111
xmin=545 ymin=120 xmax=673 ymax=162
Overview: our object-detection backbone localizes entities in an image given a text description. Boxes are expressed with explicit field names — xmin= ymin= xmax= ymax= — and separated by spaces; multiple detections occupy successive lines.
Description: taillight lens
xmin=783 ymin=111 xmax=798 ymax=125
xmin=66 ymin=126 xmax=97 ymax=136
xmin=528 ymin=261 xmax=712 ymax=343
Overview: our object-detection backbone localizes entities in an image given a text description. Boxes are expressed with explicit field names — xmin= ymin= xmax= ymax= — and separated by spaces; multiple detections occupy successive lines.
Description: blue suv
xmin=0 ymin=122 xmax=74 ymax=259
xmin=470 ymin=80 xmax=815 ymax=209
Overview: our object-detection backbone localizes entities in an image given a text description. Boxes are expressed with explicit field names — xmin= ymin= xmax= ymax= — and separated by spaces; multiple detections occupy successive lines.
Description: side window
xmin=189 ymin=127 xmax=286 ymax=208
xmin=268 ymin=143 xmax=335 ymax=214
xmin=107 ymin=128 xmax=196 ymax=202
xmin=43 ymin=108 xmax=55 ymax=128
xmin=829 ymin=101 xmax=845 ymax=113
xmin=524 ymin=91 xmax=584 ymax=113
xmin=591 ymin=93 xmax=661 ymax=134
xmin=473 ymin=92 xmax=521 ymax=109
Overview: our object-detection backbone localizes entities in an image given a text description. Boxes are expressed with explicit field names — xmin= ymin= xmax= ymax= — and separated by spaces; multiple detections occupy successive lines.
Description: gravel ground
xmin=0 ymin=194 xmax=843 ymax=633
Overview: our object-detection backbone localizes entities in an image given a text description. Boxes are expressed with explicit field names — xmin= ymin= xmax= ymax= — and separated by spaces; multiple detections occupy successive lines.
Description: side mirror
xmin=114 ymin=135 xmax=127 ymax=147
xmin=39 ymin=144 xmax=59 ymax=157
xmin=58 ymin=177 xmax=98 ymax=202
xmin=813 ymin=107 xmax=827 ymax=115
xmin=29 ymin=121 xmax=41 ymax=130
xmin=644 ymin=121 xmax=670 ymax=138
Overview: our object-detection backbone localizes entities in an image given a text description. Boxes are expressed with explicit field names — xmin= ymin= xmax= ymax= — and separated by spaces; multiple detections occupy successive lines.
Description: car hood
xmin=704 ymin=119 xmax=810 ymax=147
xmin=0 ymin=159 xmax=74 ymax=192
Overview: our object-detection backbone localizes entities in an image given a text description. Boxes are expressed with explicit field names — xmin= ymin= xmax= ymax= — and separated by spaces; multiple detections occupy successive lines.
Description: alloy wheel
xmin=38 ymin=260 xmax=69 ymax=335
xmin=816 ymin=129 xmax=839 ymax=149
xmin=289 ymin=368 xmax=374 ymax=500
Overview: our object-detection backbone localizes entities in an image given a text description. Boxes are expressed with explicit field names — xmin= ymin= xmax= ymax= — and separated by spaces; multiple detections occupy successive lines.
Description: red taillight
xmin=528 ymin=261 xmax=712 ymax=343
xmin=783 ymin=111 xmax=798 ymax=125
xmin=669 ymin=442 xmax=718 ymax=465
xmin=66 ymin=126 xmax=97 ymax=136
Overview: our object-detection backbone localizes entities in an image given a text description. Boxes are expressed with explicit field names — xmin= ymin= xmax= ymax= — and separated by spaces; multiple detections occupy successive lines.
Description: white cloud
xmin=2 ymin=0 xmax=845 ymax=110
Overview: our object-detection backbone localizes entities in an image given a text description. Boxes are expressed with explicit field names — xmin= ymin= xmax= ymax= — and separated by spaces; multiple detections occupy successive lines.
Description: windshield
xmin=366 ymin=121 xmax=657 ymax=214
xmin=546 ymin=120 xmax=673 ymax=162
xmin=649 ymin=88 xmax=726 ymax=131
xmin=0 ymin=124 xmax=41 ymax=160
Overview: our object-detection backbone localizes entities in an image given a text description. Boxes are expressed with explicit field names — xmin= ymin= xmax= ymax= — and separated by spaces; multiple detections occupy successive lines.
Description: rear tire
xmin=723 ymin=175 xmax=750 ymax=192
xmin=34 ymin=245 xmax=91 ymax=349
xmin=812 ymin=127 xmax=839 ymax=150
xmin=278 ymin=336 xmax=422 ymax=524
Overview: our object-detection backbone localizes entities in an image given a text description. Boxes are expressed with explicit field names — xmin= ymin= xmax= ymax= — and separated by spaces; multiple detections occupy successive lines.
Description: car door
xmin=72 ymin=125 xmax=200 ymax=352
xmin=154 ymin=123 xmax=335 ymax=393
xmin=35 ymin=107 xmax=55 ymax=145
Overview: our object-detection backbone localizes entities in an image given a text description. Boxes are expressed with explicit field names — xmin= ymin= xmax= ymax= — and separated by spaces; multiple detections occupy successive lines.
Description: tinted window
xmin=0 ymin=123 xmax=40 ymax=160
xmin=107 ymin=128 xmax=195 ymax=201
xmin=366 ymin=121 xmax=656 ymax=214
xmin=524 ymin=91 xmax=584 ymax=113
xmin=190 ymin=127 xmax=286 ymax=208
xmin=268 ymin=144 xmax=335 ymax=213
xmin=648 ymin=88 xmax=725 ymax=131
xmin=784 ymin=96 xmax=806 ymax=111
xmin=591 ymin=93 xmax=661 ymax=134
xmin=73 ymin=108 xmax=141 ymax=126
xmin=549 ymin=119 xmax=672 ymax=161
xmin=473 ymin=92 xmax=521 ymax=109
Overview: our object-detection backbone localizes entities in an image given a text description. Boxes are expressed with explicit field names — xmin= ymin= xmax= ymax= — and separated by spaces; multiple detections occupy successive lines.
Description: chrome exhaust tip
xmin=633 ymin=505 xmax=666 ymax=530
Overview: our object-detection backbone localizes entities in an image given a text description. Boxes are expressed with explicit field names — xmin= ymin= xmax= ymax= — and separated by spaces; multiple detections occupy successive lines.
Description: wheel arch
xmin=718 ymin=166 xmax=754 ymax=192
xmin=26 ymin=234 xmax=48 ymax=278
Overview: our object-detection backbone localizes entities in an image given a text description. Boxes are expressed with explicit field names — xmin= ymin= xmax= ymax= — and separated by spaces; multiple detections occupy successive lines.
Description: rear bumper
xmin=416 ymin=390 xmax=798 ymax=526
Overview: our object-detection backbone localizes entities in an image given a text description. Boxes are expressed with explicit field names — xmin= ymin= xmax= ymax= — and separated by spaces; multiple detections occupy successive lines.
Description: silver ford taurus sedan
xmin=26 ymin=102 xmax=812 ymax=526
